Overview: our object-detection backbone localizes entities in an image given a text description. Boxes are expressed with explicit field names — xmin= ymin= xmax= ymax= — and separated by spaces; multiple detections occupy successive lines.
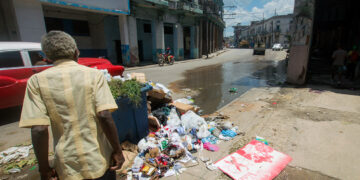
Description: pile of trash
xmin=99 ymin=70 xmax=244 ymax=179
xmin=113 ymin=73 xmax=243 ymax=179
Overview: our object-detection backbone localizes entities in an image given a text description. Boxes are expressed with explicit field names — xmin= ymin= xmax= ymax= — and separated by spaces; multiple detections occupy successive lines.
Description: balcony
xmin=177 ymin=1 xmax=203 ymax=14
xmin=145 ymin=0 xmax=168 ymax=6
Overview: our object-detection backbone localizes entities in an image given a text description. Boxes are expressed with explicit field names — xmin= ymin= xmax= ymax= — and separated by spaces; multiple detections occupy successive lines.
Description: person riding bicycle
xmin=164 ymin=47 xmax=172 ymax=62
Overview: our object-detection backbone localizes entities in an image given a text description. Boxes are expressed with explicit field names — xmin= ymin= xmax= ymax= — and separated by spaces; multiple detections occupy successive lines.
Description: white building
xmin=0 ymin=0 xmax=131 ymax=65
xmin=238 ymin=14 xmax=293 ymax=48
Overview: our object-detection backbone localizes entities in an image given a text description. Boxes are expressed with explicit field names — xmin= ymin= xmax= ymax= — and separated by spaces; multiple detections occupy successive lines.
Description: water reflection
xmin=176 ymin=59 xmax=285 ymax=114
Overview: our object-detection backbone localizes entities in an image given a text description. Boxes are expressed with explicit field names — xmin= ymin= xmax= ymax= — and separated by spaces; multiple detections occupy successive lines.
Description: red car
xmin=0 ymin=42 xmax=124 ymax=109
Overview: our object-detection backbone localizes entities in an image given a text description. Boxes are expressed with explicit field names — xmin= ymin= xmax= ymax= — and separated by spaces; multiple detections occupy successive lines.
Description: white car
xmin=272 ymin=44 xmax=283 ymax=51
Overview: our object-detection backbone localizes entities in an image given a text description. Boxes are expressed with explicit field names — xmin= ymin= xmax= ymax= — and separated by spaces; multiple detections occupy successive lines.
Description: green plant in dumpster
xmin=109 ymin=79 xmax=143 ymax=107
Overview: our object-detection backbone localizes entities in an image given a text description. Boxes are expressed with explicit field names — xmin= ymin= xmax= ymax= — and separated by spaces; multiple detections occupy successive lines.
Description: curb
xmin=125 ymin=49 xmax=229 ymax=71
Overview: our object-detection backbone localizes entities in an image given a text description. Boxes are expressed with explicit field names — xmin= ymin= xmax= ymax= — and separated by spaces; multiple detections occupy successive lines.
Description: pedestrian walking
xmin=19 ymin=31 xmax=124 ymax=180
xmin=331 ymin=44 xmax=347 ymax=85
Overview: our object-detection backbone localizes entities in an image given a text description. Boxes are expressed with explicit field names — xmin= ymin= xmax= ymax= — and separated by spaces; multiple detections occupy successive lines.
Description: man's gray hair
xmin=41 ymin=31 xmax=78 ymax=61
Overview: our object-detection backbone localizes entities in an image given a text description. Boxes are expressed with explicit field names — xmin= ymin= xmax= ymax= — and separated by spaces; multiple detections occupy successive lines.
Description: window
xmin=164 ymin=26 xmax=173 ymax=34
xmin=72 ymin=20 xmax=90 ymax=36
xmin=29 ymin=51 xmax=51 ymax=66
xmin=144 ymin=24 xmax=151 ymax=33
xmin=45 ymin=17 xmax=64 ymax=32
xmin=45 ymin=17 xmax=90 ymax=36
xmin=0 ymin=51 xmax=23 ymax=68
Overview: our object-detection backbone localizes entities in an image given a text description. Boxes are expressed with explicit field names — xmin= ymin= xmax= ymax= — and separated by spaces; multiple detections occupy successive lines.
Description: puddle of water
xmin=171 ymin=59 xmax=286 ymax=114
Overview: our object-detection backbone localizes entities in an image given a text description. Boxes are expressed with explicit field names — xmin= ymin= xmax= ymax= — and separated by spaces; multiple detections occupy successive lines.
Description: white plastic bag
xmin=167 ymin=108 xmax=181 ymax=128
xmin=131 ymin=156 xmax=144 ymax=172
xmin=155 ymin=83 xmax=172 ymax=95
xmin=181 ymin=111 xmax=207 ymax=130
xmin=174 ymin=98 xmax=193 ymax=105
xmin=197 ymin=124 xmax=211 ymax=139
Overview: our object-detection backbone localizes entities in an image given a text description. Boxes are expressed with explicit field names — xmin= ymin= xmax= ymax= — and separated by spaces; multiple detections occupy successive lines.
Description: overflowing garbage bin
xmin=112 ymin=84 xmax=153 ymax=144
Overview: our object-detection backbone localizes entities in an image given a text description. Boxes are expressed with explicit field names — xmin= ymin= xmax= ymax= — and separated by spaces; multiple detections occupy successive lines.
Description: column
xmin=119 ymin=15 xmax=130 ymax=65
xmin=199 ymin=20 xmax=203 ymax=57
xmin=128 ymin=16 xmax=139 ymax=65
xmin=152 ymin=20 xmax=164 ymax=62
xmin=190 ymin=26 xmax=197 ymax=59
xmin=12 ymin=0 xmax=46 ymax=42
xmin=174 ymin=23 xmax=184 ymax=60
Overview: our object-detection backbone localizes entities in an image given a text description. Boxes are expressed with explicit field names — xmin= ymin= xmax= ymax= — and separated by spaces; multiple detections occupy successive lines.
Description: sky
xmin=223 ymin=0 xmax=295 ymax=37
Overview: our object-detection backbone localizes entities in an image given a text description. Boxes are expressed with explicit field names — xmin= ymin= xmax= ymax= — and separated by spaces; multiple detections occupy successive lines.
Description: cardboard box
xmin=148 ymin=89 xmax=166 ymax=99
xmin=172 ymin=102 xmax=197 ymax=114
xmin=130 ymin=73 xmax=146 ymax=83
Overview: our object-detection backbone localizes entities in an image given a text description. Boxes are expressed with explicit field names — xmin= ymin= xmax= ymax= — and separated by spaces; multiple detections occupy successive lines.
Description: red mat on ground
xmin=214 ymin=140 xmax=292 ymax=180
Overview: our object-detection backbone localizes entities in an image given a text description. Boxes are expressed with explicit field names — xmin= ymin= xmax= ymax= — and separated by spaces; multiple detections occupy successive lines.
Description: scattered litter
xmin=256 ymin=136 xmax=269 ymax=145
xmin=115 ymin=76 xmax=243 ymax=179
xmin=214 ymin=140 xmax=292 ymax=180
xmin=221 ymin=129 xmax=237 ymax=138
xmin=174 ymin=98 xmax=194 ymax=105
xmin=7 ymin=168 xmax=21 ymax=174
xmin=0 ymin=145 xmax=32 ymax=164
xmin=229 ymin=88 xmax=238 ymax=93
xmin=272 ymin=102 xmax=277 ymax=105
xmin=203 ymin=142 xmax=219 ymax=152
xmin=205 ymin=161 xmax=218 ymax=171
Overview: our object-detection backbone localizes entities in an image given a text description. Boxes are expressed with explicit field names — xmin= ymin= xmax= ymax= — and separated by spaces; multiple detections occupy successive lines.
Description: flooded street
xmin=171 ymin=52 xmax=287 ymax=114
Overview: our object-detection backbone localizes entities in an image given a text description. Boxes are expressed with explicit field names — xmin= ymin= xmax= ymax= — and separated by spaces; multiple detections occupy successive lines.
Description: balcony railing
xmin=145 ymin=0 xmax=168 ymax=6
xmin=177 ymin=1 xmax=203 ymax=14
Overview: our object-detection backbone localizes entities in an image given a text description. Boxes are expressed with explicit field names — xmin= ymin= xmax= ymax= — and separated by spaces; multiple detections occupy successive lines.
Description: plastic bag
xmin=221 ymin=129 xmax=237 ymax=137
xmin=201 ymin=135 xmax=218 ymax=144
xmin=203 ymin=142 xmax=219 ymax=152
xmin=131 ymin=156 xmax=144 ymax=172
xmin=181 ymin=111 xmax=207 ymax=130
xmin=155 ymin=83 xmax=172 ymax=96
xmin=174 ymin=98 xmax=193 ymax=105
xmin=197 ymin=124 xmax=211 ymax=139
xmin=137 ymin=138 xmax=157 ymax=152
xmin=167 ymin=108 xmax=181 ymax=128
xmin=220 ymin=121 xmax=233 ymax=130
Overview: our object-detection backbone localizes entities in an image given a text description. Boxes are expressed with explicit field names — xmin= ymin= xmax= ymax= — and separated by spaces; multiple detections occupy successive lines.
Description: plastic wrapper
xmin=181 ymin=111 xmax=207 ymax=130
xmin=221 ymin=129 xmax=237 ymax=137
xmin=174 ymin=98 xmax=193 ymax=105
xmin=201 ymin=135 xmax=218 ymax=144
xmin=203 ymin=142 xmax=219 ymax=152
xmin=167 ymin=108 xmax=181 ymax=128
xmin=131 ymin=156 xmax=144 ymax=172
xmin=197 ymin=124 xmax=211 ymax=139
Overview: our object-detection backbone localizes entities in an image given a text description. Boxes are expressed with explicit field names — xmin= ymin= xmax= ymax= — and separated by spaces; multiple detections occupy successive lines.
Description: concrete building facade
xmin=0 ymin=0 xmax=224 ymax=66
xmin=233 ymin=14 xmax=293 ymax=48
xmin=0 ymin=0 xmax=130 ymax=65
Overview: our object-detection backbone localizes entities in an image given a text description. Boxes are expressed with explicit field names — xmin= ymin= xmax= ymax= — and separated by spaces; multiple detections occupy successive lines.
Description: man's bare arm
xmin=97 ymin=110 xmax=124 ymax=170
xmin=31 ymin=126 xmax=52 ymax=179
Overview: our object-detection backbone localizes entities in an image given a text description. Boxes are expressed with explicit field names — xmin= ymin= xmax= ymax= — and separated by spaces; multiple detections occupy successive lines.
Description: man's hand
xmin=40 ymin=168 xmax=58 ymax=180
xmin=110 ymin=151 xmax=125 ymax=171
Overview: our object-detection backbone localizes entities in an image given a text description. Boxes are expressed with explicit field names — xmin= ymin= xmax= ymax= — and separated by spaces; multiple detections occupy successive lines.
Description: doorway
xmin=183 ymin=26 xmax=191 ymax=59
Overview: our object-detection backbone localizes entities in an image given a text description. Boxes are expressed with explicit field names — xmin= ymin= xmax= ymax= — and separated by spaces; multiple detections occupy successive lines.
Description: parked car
xmin=253 ymin=43 xmax=266 ymax=55
xmin=272 ymin=43 xmax=283 ymax=51
xmin=0 ymin=42 xmax=124 ymax=109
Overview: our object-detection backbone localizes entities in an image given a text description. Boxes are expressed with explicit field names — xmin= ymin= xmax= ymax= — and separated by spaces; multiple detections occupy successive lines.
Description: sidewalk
xmin=166 ymin=84 xmax=360 ymax=180
xmin=125 ymin=49 xmax=229 ymax=71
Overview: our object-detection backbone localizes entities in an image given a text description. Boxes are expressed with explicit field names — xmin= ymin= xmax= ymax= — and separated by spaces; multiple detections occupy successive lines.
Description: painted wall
xmin=164 ymin=24 xmax=174 ymax=53
xmin=104 ymin=16 xmax=120 ymax=64
xmin=12 ymin=0 xmax=47 ymax=42
xmin=0 ymin=0 xmax=20 ymax=41
xmin=40 ymin=0 xmax=129 ymax=15
xmin=137 ymin=19 xmax=153 ymax=61
xmin=43 ymin=6 xmax=107 ymax=57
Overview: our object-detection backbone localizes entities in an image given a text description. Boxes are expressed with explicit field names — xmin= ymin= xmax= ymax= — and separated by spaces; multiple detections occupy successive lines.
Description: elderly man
xmin=19 ymin=31 xmax=124 ymax=180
